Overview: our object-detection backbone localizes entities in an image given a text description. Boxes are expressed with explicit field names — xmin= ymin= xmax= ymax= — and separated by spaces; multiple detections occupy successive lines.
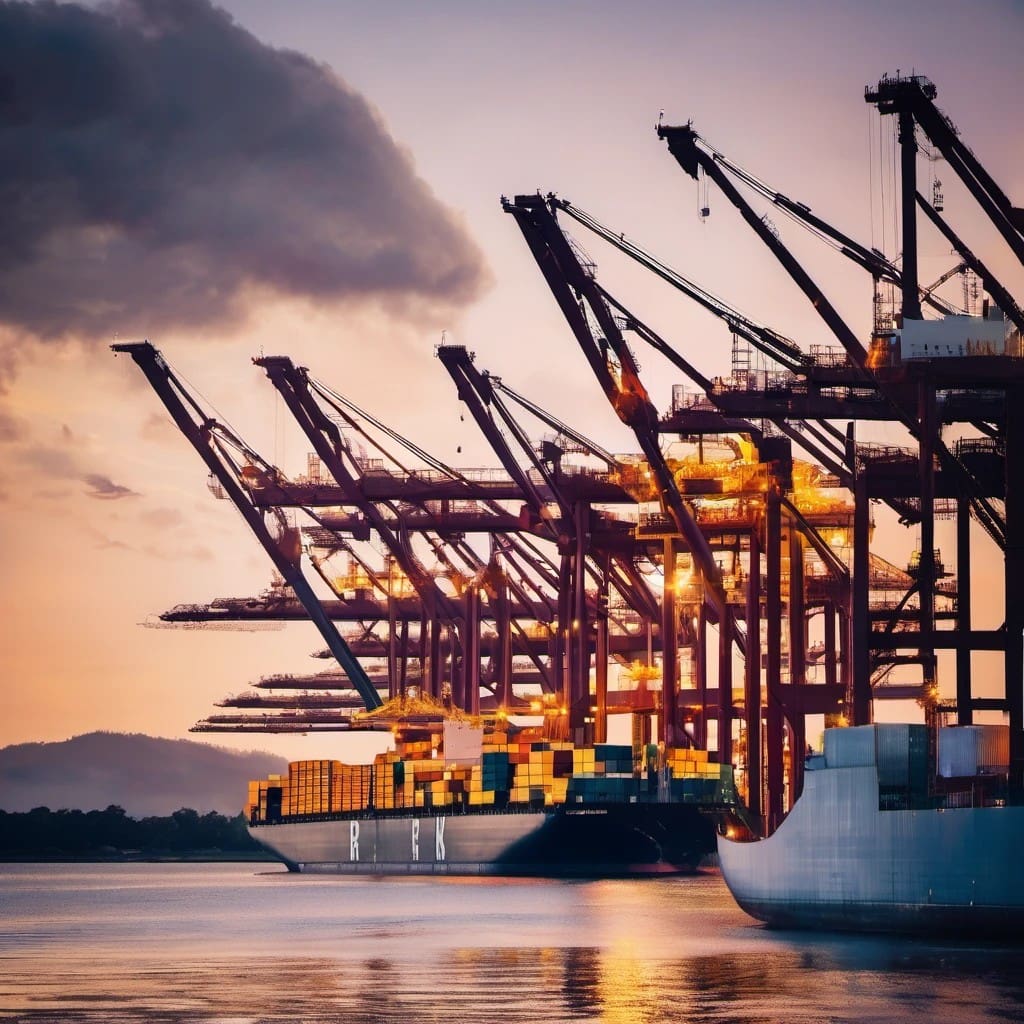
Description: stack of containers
xmin=372 ymin=749 xmax=443 ymax=809
xmin=665 ymin=747 xmax=724 ymax=802
xmin=596 ymin=743 xmax=634 ymax=773
xmin=287 ymin=760 xmax=335 ymax=816
xmin=511 ymin=743 xmax=551 ymax=804
xmin=875 ymin=724 xmax=929 ymax=802
xmin=550 ymin=744 xmax=573 ymax=805
xmin=666 ymin=746 xmax=709 ymax=776
xmin=410 ymin=757 xmax=444 ymax=808
xmin=572 ymin=745 xmax=596 ymax=776
xmin=248 ymin=777 xmax=284 ymax=821
xmin=246 ymin=779 xmax=260 ymax=820
xmin=249 ymin=774 xmax=286 ymax=821
xmin=567 ymin=743 xmax=638 ymax=804
xmin=480 ymin=748 xmax=511 ymax=799
xmin=373 ymin=751 xmax=401 ymax=809
xmin=250 ymin=732 xmax=746 ymax=820
xmin=825 ymin=724 xmax=930 ymax=809
xmin=330 ymin=763 xmax=371 ymax=812
xmin=397 ymin=734 xmax=441 ymax=759
xmin=467 ymin=763 xmax=496 ymax=806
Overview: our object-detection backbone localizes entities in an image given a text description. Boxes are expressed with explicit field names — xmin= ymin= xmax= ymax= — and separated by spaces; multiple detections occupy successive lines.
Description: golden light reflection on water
xmin=3 ymin=866 xmax=1024 ymax=1023
xmin=5 ymin=945 xmax=1024 ymax=1024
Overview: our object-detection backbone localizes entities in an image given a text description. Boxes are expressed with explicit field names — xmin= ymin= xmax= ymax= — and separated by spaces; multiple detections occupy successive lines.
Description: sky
xmin=1 ymin=0 xmax=1022 ymax=763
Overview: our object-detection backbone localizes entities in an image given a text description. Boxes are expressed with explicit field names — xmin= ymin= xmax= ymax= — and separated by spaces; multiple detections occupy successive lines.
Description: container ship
xmin=246 ymin=716 xmax=735 ymax=875
xmin=718 ymin=723 xmax=1024 ymax=935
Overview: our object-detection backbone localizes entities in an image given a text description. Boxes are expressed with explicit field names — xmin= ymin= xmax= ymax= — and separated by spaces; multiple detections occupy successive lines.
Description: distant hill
xmin=0 ymin=733 xmax=289 ymax=817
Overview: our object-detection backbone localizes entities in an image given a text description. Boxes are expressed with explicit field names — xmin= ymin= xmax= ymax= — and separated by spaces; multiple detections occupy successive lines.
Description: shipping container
xmin=977 ymin=724 xmax=1010 ymax=770
xmin=824 ymin=725 xmax=877 ymax=768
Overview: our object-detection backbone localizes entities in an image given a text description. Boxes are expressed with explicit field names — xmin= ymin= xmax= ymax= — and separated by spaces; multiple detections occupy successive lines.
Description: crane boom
xmin=111 ymin=341 xmax=383 ymax=710
xmin=658 ymin=123 xmax=873 ymax=373
xmin=550 ymin=196 xmax=807 ymax=369
xmin=502 ymin=193 xmax=730 ymax=617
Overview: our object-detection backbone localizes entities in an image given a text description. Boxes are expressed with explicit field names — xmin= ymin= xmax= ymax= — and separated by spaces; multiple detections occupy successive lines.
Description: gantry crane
xmin=111 ymin=341 xmax=383 ymax=710
xmin=658 ymin=77 xmax=1024 ymax=782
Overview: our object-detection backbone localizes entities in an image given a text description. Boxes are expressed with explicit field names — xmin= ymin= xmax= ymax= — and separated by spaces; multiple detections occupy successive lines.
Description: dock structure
xmin=116 ymin=73 xmax=1024 ymax=838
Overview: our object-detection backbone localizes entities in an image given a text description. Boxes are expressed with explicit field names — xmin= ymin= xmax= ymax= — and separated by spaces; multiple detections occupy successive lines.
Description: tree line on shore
xmin=0 ymin=805 xmax=265 ymax=858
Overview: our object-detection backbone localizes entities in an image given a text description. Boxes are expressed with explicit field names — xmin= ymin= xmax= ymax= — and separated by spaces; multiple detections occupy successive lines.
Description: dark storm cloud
xmin=83 ymin=472 xmax=139 ymax=499
xmin=15 ymin=440 xmax=140 ymax=497
xmin=0 ymin=0 xmax=488 ymax=340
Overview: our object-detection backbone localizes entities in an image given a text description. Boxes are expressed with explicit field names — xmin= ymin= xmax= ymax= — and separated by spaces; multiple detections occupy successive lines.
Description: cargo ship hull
xmin=719 ymin=755 xmax=1024 ymax=936
xmin=250 ymin=802 xmax=715 ymax=876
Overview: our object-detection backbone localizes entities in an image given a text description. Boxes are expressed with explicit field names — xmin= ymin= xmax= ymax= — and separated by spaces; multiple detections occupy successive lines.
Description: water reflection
xmin=4 ymin=865 xmax=1024 ymax=1023
xmin=8 ymin=943 xmax=1024 ymax=1023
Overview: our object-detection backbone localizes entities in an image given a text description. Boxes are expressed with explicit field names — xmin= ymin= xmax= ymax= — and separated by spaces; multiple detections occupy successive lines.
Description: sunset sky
xmin=2 ymin=0 xmax=1022 ymax=762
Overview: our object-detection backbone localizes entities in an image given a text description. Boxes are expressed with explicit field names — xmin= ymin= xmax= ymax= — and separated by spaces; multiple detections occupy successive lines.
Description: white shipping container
xmin=938 ymin=727 xmax=979 ymax=778
xmin=824 ymin=726 xmax=877 ymax=768
xmin=443 ymin=720 xmax=484 ymax=766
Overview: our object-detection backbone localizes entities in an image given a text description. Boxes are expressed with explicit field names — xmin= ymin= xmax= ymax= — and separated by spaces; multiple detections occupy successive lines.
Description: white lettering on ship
xmin=411 ymin=819 xmax=420 ymax=861
xmin=349 ymin=820 xmax=360 ymax=861
xmin=435 ymin=817 xmax=446 ymax=861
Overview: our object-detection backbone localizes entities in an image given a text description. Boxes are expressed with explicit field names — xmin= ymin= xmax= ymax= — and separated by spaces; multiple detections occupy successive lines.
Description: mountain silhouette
xmin=0 ymin=733 xmax=288 ymax=817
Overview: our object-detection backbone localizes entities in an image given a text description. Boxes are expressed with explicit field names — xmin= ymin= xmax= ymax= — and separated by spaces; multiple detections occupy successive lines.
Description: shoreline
xmin=0 ymin=851 xmax=278 ymax=864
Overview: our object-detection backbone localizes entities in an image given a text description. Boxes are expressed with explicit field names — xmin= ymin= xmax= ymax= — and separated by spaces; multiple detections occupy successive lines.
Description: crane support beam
xmin=915 ymin=193 xmax=1024 ymax=335
xmin=551 ymin=196 xmax=805 ymax=370
xmin=503 ymin=193 xmax=729 ymax=617
xmin=866 ymin=74 xmax=1024 ymax=268
xmin=257 ymin=356 xmax=456 ymax=616
xmin=657 ymin=124 xmax=872 ymax=372
xmin=111 ymin=341 xmax=382 ymax=710
xmin=436 ymin=344 xmax=571 ymax=530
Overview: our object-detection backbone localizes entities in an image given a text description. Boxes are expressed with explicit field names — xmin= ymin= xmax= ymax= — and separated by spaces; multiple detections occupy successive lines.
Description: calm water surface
xmin=2 ymin=863 xmax=1023 ymax=1023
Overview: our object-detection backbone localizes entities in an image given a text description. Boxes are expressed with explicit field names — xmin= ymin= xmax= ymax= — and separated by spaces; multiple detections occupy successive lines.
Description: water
xmin=2 ymin=864 xmax=1024 ymax=1023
